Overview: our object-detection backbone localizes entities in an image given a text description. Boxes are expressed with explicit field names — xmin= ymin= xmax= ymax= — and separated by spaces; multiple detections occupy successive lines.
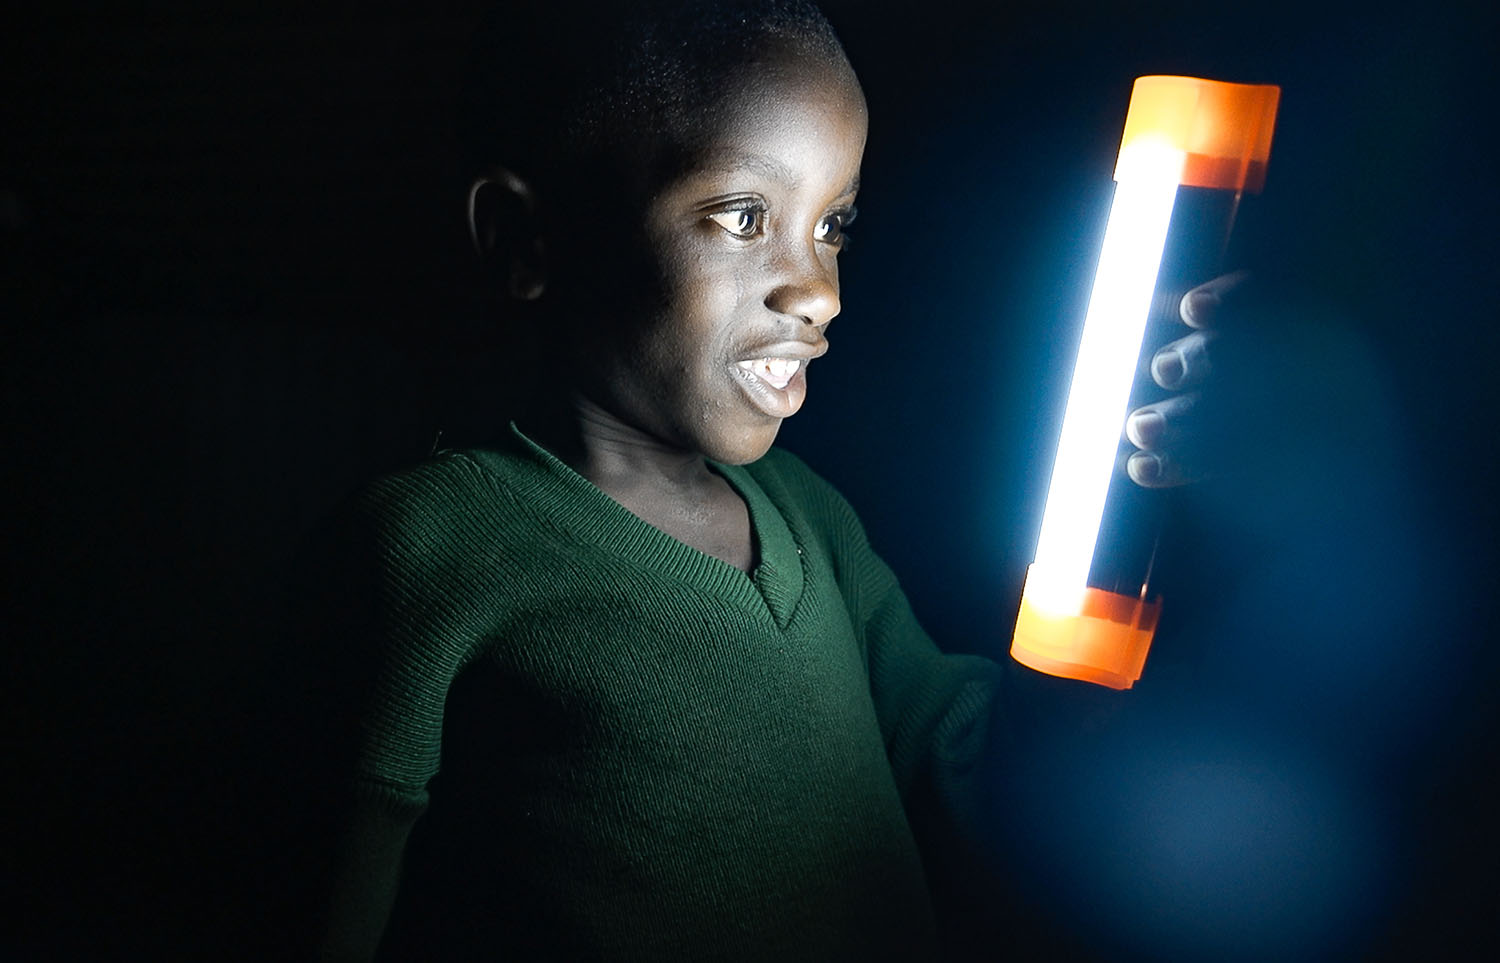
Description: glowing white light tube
xmin=1026 ymin=141 xmax=1185 ymax=615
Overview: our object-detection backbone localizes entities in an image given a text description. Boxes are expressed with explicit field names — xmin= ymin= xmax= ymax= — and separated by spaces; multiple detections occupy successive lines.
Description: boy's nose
xmin=764 ymin=247 xmax=840 ymax=327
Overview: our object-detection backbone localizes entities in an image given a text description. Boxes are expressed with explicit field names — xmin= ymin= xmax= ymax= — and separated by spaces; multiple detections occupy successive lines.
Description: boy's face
xmin=575 ymin=50 xmax=868 ymax=465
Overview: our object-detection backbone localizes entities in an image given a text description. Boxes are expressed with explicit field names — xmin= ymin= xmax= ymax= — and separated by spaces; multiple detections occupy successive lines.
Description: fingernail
xmin=1126 ymin=409 xmax=1165 ymax=448
xmin=1127 ymin=452 xmax=1161 ymax=485
xmin=1183 ymin=290 xmax=1217 ymax=326
xmin=1151 ymin=349 xmax=1185 ymax=389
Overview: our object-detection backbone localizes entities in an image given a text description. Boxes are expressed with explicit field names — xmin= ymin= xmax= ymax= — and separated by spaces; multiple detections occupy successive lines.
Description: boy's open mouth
xmin=735 ymin=357 xmax=802 ymax=391
xmin=730 ymin=355 xmax=812 ymax=420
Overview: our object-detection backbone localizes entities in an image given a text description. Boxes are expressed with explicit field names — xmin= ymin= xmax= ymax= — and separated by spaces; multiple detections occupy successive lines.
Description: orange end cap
xmin=1009 ymin=572 xmax=1162 ymax=690
xmin=1117 ymin=75 xmax=1281 ymax=193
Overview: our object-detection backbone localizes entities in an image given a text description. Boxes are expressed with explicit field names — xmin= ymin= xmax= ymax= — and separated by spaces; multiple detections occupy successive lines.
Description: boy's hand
xmin=1123 ymin=270 xmax=1250 ymax=488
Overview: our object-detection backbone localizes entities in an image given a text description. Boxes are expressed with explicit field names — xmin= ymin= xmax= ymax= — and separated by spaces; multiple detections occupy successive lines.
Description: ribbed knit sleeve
xmin=343 ymin=454 xmax=509 ymax=816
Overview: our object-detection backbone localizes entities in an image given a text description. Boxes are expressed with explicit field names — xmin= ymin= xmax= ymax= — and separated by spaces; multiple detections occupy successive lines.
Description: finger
xmin=1150 ymin=328 xmax=1216 ymax=390
xmin=1180 ymin=268 xmax=1252 ymax=329
xmin=1125 ymin=393 xmax=1200 ymax=450
xmin=1126 ymin=449 xmax=1209 ymax=489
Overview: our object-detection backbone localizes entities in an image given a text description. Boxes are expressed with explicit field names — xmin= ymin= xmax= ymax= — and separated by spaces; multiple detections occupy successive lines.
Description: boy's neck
xmin=519 ymin=395 xmax=716 ymax=494
xmin=517 ymin=394 xmax=757 ymax=574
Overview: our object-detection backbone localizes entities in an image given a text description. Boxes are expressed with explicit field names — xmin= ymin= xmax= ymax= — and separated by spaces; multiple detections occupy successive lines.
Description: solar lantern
xmin=1010 ymin=76 xmax=1280 ymax=690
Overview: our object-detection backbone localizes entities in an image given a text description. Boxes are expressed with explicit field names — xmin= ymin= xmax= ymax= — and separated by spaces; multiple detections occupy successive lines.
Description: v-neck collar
xmin=711 ymin=460 xmax=805 ymax=628
xmin=464 ymin=423 xmax=806 ymax=628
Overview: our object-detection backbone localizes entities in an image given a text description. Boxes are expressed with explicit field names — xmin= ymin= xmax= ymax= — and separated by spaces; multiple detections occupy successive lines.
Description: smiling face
xmin=566 ymin=47 xmax=868 ymax=466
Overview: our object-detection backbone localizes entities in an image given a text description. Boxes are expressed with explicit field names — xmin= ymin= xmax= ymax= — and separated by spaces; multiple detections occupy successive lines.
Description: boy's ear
xmin=467 ymin=167 xmax=547 ymax=301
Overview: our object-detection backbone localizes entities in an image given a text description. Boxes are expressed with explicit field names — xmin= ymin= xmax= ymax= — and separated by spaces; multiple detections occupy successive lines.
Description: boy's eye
xmin=707 ymin=206 xmax=764 ymax=238
xmin=815 ymin=207 xmax=856 ymax=246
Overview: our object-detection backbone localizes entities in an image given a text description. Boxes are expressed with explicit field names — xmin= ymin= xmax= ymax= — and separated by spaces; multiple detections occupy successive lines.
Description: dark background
xmin=7 ymin=0 xmax=1495 ymax=959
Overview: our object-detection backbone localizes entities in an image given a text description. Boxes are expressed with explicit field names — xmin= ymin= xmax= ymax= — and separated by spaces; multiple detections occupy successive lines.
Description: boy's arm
xmin=843 ymin=511 xmax=1133 ymax=833
xmin=771 ymin=450 xmax=1128 ymax=821
xmin=816 ymin=471 xmax=1149 ymax=958
xmin=840 ymin=533 xmax=1005 ymax=838
xmin=292 ymin=473 xmax=474 ymax=962
xmin=318 ymin=804 xmax=417 ymax=962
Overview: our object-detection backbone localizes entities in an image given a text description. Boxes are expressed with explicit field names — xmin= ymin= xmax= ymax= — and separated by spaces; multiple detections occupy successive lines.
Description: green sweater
xmin=330 ymin=424 xmax=1003 ymax=960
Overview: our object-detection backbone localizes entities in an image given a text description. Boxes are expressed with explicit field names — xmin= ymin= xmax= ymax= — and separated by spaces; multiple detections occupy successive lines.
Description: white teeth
xmin=736 ymin=357 xmax=801 ymax=385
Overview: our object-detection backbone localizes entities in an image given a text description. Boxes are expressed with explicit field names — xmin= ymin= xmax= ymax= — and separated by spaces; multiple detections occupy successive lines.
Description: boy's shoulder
xmin=331 ymin=445 xmax=556 ymax=564
xmin=350 ymin=449 xmax=501 ymax=528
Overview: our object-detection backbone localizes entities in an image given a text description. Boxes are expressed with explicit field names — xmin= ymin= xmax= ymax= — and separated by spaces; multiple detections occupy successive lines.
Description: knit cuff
xmin=352 ymin=775 xmax=430 ymax=822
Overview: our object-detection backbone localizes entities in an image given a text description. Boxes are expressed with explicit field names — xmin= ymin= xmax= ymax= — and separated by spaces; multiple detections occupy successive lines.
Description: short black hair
xmin=458 ymin=0 xmax=848 ymax=194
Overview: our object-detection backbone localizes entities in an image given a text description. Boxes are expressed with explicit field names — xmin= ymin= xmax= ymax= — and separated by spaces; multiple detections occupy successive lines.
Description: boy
xmin=313 ymin=1 xmax=1222 ymax=958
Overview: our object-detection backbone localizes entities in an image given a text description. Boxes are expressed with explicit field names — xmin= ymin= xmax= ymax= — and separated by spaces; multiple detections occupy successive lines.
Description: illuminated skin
xmin=471 ymin=47 xmax=865 ymax=573
xmin=579 ymin=53 xmax=864 ymax=470
xmin=469 ymin=44 xmax=1227 ymax=569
